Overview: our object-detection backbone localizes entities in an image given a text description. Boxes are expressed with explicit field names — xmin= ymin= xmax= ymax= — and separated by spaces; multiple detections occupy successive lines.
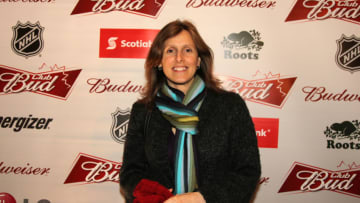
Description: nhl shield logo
xmin=111 ymin=108 xmax=130 ymax=143
xmin=336 ymin=35 xmax=360 ymax=73
xmin=11 ymin=21 xmax=44 ymax=58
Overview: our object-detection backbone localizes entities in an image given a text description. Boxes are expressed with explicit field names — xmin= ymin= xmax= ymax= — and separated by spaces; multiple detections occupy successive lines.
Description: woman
xmin=120 ymin=20 xmax=261 ymax=203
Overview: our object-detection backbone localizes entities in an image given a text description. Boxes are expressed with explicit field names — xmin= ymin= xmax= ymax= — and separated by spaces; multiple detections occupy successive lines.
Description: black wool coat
xmin=119 ymin=88 xmax=261 ymax=203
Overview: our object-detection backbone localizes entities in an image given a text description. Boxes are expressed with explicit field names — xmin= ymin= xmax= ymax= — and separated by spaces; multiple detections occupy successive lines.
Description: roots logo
xmin=219 ymin=71 xmax=297 ymax=108
xmin=221 ymin=30 xmax=264 ymax=60
xmin=286 ymin=0 xmax=360 ymax=24
xmin=111 ymin=108 xmax=130 ymax=143
xmin=64 ymin=153 xmax=121 ymax=184
xmin=0 ymin=64 xmax=81 ymax=100
xmin=11 ymin=21 xmax=44 ymax=58
xmin=336 ymin=35 xmax=360 ymax=73
xmin=71 ymin=0 xmax=166 ymax=18
xmin=279 ymin=162 xmax=360 ymax=198
xmin=324 ymin=120 xmax=360 ymax=150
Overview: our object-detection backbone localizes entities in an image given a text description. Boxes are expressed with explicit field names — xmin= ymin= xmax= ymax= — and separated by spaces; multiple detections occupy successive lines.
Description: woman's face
xmin=160 ymin=30 xmax=200 ymax=94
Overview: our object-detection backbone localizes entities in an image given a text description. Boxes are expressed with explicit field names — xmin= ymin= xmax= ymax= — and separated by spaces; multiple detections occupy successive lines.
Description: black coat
xmin=120 ymin=88 xmax=261 ymax=203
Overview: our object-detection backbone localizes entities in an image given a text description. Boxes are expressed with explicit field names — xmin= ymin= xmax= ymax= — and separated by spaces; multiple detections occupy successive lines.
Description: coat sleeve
xmin=198 ymin=94 xmax=261 ymax=203
xmin=119 ymin=102 xmax=148 ymax=202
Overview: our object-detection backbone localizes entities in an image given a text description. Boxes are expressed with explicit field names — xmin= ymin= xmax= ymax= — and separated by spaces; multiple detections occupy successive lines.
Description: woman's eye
xmin=185 ymin=48 xmax=192 ymax=53
xmin=166 ymin=48 xmax=175 ymax=54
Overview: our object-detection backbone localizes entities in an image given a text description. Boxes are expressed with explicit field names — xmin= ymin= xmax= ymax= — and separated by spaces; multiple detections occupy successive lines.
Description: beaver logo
xmin=324 ymin=120 xmax=360 ymax=150
xmin=11 ymin=21 xmax=44 ymax=58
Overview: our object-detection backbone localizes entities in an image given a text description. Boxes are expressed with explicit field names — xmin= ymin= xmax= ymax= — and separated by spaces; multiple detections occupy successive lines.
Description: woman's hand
xmin=164 ymin=192 xmax=206 ymax=203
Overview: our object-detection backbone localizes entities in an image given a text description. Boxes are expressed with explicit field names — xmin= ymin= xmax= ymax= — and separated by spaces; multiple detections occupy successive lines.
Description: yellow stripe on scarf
xmin=176 ymin=116 xmax=199 ymax=123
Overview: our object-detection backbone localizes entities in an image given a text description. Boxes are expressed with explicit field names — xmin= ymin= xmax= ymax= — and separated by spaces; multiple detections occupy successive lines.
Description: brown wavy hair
xmin=140 ymin=19 xmax=222 ymax=106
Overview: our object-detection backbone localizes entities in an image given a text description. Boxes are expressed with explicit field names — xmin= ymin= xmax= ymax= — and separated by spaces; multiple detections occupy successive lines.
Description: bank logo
xmin=99 ymin=29 xmax=159 ymax=58
xmin=278 ymin=162 xmax=360 ymax=198
xmin=221 ymin=30 xmax=264 ymax=60
xmin=71 ymin=0 xmax=166 ymax=18
xmin=11 ymin=21 xmax=44 ymax=58
xmin=253 ymin=117 xmax=279 ymax=148
xmin=111 ymin=108 xmax=130 ymax=143
xmin=0 ymin=64 xmax=81 ymax=100
xmin=64 ymin=153 xmax=121 ymax=184
xmin=324 ymin=120 xmax=360 ymax=150
xmin=336 ymin=35 xmax=360 ymax=73
xmin=219 ymin=71 xmax=297 ymax=108
xmin=286 ymin=0 xmax=360 ymax=24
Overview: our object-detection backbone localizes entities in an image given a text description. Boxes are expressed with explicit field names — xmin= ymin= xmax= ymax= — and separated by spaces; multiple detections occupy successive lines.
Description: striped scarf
xmin=155 ymin=75 xmax=206 ymax=195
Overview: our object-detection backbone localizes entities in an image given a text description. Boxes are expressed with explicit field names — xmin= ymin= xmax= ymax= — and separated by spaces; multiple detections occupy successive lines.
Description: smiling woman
xmin=119 ymin=20 xmax=261 ymax=203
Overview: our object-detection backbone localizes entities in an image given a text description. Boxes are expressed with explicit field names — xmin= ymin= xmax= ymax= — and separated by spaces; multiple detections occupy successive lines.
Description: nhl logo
xmin=336 ymin=35 xmax=360 ymax=73
xmin=111 ymin=108 xmax=130 ymax=143
xmin=11 ymin=21 xmax=44 ymax=58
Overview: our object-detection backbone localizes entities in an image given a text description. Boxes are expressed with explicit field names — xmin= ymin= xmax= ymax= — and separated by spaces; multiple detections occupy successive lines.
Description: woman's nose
xmin=176 ymin=52 xmax=183 ymax=62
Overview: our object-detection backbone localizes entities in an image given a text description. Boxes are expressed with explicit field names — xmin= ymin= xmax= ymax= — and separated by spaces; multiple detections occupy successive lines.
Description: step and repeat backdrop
xmin=1 ymin=0 xmax=360 ymax=203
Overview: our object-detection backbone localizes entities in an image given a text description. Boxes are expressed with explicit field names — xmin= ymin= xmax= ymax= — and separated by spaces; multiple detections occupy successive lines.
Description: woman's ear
xmin=197 ymin=57 xmax=201 ymax=66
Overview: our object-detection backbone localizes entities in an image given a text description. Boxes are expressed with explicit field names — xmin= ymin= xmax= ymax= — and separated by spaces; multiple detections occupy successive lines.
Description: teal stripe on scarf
xmin=155 ymin=75 xmax=206 ymax=195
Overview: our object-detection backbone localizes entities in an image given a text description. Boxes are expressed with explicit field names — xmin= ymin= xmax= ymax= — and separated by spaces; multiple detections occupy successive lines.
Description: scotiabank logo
xmin=71 ymin=0 xmax=166 ymax=18
xmin=219 ymin=72 xmax=297 ymax=108
xmin=0 ymin=64 xmax=81 ymax=100
xmin=286 ymin=0 xmax=360 ymax=24
xmin=99 ymin=29 xmax=159 ymax=59
xmin=64 ymin=153 xmax=120 ymax=184
xmin=253 ymin=117 xmax=279 ymax=148
xmin=278 ymin=162 xmax=360 ymax=198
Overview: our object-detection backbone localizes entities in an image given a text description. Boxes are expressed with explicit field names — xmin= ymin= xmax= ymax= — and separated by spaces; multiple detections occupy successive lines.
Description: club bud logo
xmin=219 ymin=72 xmax=297 ymax=108
xmin=286 ymin=0 xmax=360 ymax=24
xmin=0 ymin=64 xmax=81 ymax=100
xmin=11 ymin=21 xmax=44 ymax=58
xmin=64 ymin=153 xmax=121 ymax=184
xmin=0 ymin=193 xmax=16 ymax=203
xmin=71 ymin=0 xmax=166 ymax=18
xmin=111 ymin=107 xmax=130 ymax=143
xmin=279 ymin=162 xmax=360 ymax=198
xmin=336 ymin=34 xmax=360 ymax=73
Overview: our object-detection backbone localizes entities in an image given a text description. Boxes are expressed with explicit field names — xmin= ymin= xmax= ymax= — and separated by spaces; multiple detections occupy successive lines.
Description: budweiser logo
xmin=186 ymin=0 xmax=277 ymax=8
xmin=302 ymin=86 xmax=360 ymax=102
xmin=64 ymin=153 xmax=121 ymax=184
xmin=219 ymin=72 xmax=297 ymax=108
xmin=87 ymin=78 xmax=144 ymax=93
xmin=278 ymin=162 xmax=360 ymax=198
xmin=253 ymin=117 xmax=279 ymax=148
xmin=0 ymin=162 xmax=50 ymax=176
xmin=0 ymin=64 xmax=81 ymax=100
xmin=71 ymin=0 xmax=166 ymax=18
xmin=286 ymin=0 xmax=360 ymax=24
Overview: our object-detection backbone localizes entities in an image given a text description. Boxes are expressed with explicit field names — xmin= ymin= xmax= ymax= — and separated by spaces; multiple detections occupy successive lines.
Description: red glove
xmin=133 ymin=179 xmax=173 ymax=203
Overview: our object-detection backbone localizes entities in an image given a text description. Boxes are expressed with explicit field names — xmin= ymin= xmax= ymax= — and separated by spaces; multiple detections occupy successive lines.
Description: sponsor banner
xmin=324 ymin=120 xmax=360 ymax=150
xmin=302 ymin=86 xmax=360 ymax=102
xmin=336 ymin=35 xmax=360 ymax=73
xmin=0 ymin=0 xmax=55 ymax=3
xmin=11 ymin=21 xmax=44 ymax=58
xmin=186 ymin=0 xmax=277 ymax=8
xmin=0 ymin=64 xmax=81 ymax=100
xmin=253 ymin=117 xmax=279 ymax=148
xmin=87 ymin=78 xmax=144 ymax=93
xmin=99 ymin=29 xmax=159 ymax=59
xmin=278 ymin=162 xmax=360 ymax=198
xmin=111 ymin=108 xmax=130 ymax=144
xmin=219 ymin=72 xmax=297 ymax=108
xmin=0 ymin=115 xmax=53 ymax=132
xmin=286 ymin=0 xmax=360 ymax=24
xmin=221 ymin=30 xmax=264 ymax=60
xmin=71 ymin=0 xmax=166 ymax=18
xmin=64 ymin=153 xmax=121 ymax=184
